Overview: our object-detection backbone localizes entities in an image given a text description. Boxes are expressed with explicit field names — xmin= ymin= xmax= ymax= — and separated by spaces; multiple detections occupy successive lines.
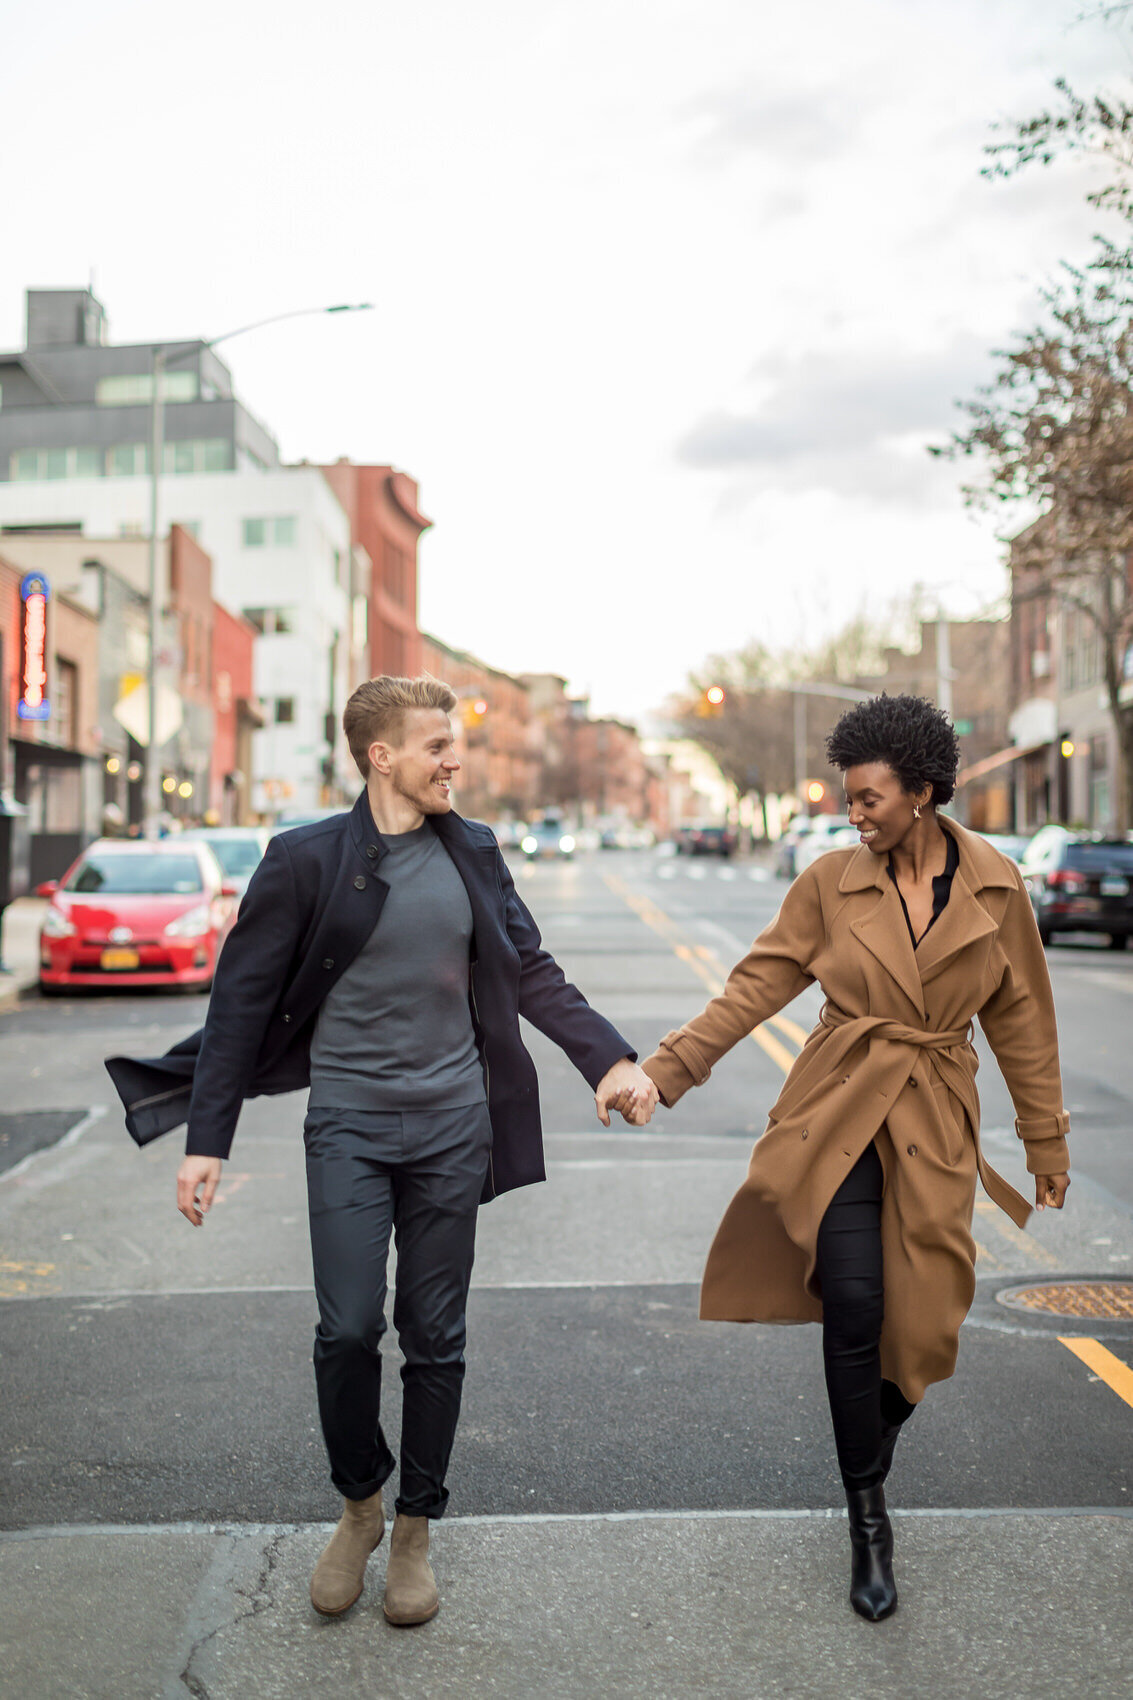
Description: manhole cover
xmin=997 ymin=1281 xmax=1133 ymax=1320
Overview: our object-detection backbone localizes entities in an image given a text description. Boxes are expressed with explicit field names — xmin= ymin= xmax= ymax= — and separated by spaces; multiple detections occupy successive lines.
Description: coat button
xmin=907 ymin=1143 xmax=917 ymax=1156
xmin=841 ymin=1075 xmax=850 ymax=1085
xmin=322 ymin=958 xmax=334 ymax=970
xmin=366 ymin=845 xmax=379 ymax=858
xmin=801 ymin=1128 xmax=809 ymax=1140
xmin=354 ymin=875 xmax=366 ymax=890
xmin=282 ymin=1013 xmax=292 ymax=1024
xmin=909 ymin=1076 xmax=918 ymax=1088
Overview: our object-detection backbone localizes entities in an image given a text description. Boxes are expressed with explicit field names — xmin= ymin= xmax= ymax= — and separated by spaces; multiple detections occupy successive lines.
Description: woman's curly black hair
xmin=824 ymin=693 xmax=960 ymax=806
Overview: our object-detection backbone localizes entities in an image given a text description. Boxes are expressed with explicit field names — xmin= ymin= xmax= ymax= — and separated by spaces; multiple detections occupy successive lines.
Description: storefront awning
xmin=956 ymin=741 xmax=1048 ymax=787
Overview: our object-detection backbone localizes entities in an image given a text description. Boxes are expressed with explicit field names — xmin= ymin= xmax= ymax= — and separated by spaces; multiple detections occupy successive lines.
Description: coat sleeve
xmin=976 ymin=868 xmax=1071 ymax=1177
xmin=495 ymin=849 xmax=635 ymax=1088
xmin=641 ymin=866 xmax=822 ymax=1107
xmin=184 ymin=836 xmax=303 ymax=1159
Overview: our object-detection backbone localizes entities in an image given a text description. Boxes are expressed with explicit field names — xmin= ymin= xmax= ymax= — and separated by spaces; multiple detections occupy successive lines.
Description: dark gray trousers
xmin=303 ymin=1101 xmax=492 ymax=1517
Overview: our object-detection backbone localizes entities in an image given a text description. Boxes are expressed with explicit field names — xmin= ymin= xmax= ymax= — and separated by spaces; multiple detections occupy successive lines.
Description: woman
xmin=641 ymin=694 xmax=1070 ymax=1621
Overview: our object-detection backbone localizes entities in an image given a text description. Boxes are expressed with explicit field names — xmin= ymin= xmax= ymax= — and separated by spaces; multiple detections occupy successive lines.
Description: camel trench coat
xmin=641 ymin=819 xmax=1071 ymax=1404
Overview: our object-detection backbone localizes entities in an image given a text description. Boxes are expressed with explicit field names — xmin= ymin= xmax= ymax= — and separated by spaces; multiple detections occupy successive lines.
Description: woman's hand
xmin=1034 ymin=1172 xmax=1070 ymax=1211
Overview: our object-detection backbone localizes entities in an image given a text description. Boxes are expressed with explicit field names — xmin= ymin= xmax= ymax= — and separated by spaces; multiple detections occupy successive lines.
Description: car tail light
xmin=1046 ymin=869 xmax=1087 ymax=892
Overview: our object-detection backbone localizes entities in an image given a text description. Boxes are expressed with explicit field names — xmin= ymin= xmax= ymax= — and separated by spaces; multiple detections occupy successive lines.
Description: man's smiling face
xmin=374 ymin=708 xmax=460 ymax=816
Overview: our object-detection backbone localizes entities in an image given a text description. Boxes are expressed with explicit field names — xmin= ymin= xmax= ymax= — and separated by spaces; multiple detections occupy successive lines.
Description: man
xmin=106 ymin=675 xmax=656 ymax=1627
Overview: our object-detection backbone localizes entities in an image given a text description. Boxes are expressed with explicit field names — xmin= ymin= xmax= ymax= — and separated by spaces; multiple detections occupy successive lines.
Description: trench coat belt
xmin=818 ymin=1004 xmax=972 ymax=1053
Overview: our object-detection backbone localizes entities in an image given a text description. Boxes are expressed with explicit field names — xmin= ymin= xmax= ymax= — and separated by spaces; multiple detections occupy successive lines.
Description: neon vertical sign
xmin=18 ymin=573 xmax=51 ymax=721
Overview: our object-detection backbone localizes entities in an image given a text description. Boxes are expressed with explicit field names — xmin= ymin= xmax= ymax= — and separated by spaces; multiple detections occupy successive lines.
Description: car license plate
xmin=100 ymin=947 xmax=140 ymax=970
xmin=1100 ymin=877 xmax=1129 ymax=898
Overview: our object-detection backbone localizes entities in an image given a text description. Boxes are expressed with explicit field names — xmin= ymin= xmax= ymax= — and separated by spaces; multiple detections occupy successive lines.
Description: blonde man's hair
xmin=343 ymin=675 xmax=458 ymax=779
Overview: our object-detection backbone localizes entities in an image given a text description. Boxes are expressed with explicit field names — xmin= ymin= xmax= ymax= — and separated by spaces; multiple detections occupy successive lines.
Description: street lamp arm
xmin=791 ymin=681 xmax=874 ymax=702
xmin=205 ymin=303 xmax=373 ymax=350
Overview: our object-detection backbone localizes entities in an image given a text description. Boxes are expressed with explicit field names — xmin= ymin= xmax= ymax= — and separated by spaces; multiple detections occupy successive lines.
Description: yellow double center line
xmin=603 ymin=871 xmax=805 ymax=1075
xmin=602 ymin=867 xmax=1133 ymax=1416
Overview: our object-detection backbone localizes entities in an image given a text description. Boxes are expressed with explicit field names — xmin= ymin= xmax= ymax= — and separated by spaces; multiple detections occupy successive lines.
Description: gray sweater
xmin=308 ymin=823 xmax=486 ymax=1112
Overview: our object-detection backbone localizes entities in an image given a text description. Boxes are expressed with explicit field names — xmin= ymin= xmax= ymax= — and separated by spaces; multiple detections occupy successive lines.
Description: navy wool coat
xmin=105 ymin=793 xmax=634 ymax=1200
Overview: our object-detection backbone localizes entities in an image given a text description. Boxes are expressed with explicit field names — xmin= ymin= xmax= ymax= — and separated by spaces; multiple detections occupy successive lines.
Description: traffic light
xmin=462 ymin=697 xmax=489 ymax=729
xmin=695 ymin=685 xmax=726 ymax=718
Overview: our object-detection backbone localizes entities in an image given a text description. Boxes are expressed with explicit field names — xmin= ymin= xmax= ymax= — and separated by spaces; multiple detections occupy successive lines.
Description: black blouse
xmin=888 ymin=829 xmax=960 ymax=950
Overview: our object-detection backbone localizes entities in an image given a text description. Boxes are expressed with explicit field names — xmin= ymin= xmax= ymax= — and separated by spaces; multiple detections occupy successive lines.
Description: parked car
xmin=270 ymin=807 xmax=349 ymax=835
xmin=521 ymin=818 xmax=576 ymax=860
xmin=774 ymin=817 xmax=813 ymax=879
xmin=37 ymin=838 xmax=240 ymax=994
xmin=976 ymin=832 xmax=1030 ymax=865
xmin=794 ymin=816 xmax=859 ymax=875
xmin=178 ymin=826 xmax=271 ymax=894
xmin=678 ymin=822 xmax=736 ymax=859
xmin=1019 ymin=833 xmax=1133 ymax=948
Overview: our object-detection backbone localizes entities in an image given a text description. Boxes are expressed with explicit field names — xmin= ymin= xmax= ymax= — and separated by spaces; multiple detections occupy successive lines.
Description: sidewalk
xmin=2 ymin=1509 xmax=1129 ymax=1700
xmin=0 ymin=897 xmax=45 ymax=1010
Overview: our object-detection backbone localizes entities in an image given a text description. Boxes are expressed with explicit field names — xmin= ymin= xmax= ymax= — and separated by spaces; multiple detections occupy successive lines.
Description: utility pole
xmin=143 ymin=348 xmax=166 ymax=839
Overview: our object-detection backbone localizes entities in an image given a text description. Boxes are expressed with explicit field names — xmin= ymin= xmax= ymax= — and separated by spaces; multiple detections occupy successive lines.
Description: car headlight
xmin=559 ymin=835 xmax=576 ymax=853
xmin=164 ymin=904 xmax=212 ymax=939
xmin=521 ymin=836 xmax=538 ymax=854
xmin=42 ymin=908 xmax=77 ymax=939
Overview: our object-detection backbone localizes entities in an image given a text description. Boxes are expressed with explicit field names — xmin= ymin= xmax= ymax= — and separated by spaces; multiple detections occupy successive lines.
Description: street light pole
xmin=143 ymin=347 xmax=167 ymax=838
xmin=142 ymin=302 xmax=372 ymax=837
xmin=790 ymin=680 xmax=873 ymax=801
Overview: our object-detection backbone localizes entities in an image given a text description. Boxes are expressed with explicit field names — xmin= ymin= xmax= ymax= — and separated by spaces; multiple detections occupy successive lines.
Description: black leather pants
xmin=814 ymin=1140 xmax=916 ymax=1489
xmin=303 ymin=1101 xmax=492 ymax=1517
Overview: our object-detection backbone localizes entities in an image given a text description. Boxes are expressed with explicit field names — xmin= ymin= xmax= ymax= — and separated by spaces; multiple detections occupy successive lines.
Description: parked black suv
xmin=1020 ymin=831 xmax=1133 ymax=948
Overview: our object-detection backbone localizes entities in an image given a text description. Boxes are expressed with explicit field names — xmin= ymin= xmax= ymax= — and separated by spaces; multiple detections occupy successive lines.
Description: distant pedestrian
xmin=106 ymin=675 xmax=654 ymax=1627
xmin=637 ymin=693 xmax=1070 ymax=1621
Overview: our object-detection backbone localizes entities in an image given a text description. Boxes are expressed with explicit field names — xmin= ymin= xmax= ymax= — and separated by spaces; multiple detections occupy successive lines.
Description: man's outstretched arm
xmin=497 ymin=850 xmax=658 ymax=1124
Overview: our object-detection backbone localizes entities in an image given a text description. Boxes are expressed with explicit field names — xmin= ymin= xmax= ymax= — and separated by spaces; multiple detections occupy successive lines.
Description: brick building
xmin=421 ymin=634 xmax=538 ymax=820
xmin=318 ymin=460 xmax=429 ymax=680
xmin=0 ymin=552 xmax=101 ymax=880
xmin=210 ymin=605 xmax=262 ymax=824
xmin=1000 ymin=524 xmax=1133 ymax=833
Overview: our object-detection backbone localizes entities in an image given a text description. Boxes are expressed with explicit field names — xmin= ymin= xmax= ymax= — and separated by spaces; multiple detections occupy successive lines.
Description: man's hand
xmin=595 ymin=1058 xmax=659 ymax=1128
xmin=177 ymin=1156 xmax=223 ymax=1226
xmin=1034 ymin=1171 xmax=1070 ymax=1211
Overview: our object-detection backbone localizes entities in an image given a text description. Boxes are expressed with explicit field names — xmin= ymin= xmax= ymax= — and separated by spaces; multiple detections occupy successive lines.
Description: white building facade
xmin=0 ymin=467 xmax=369 ymax=817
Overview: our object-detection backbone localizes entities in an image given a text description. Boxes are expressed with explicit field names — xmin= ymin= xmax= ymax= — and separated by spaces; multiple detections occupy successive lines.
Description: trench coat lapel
xmin=842 ymin=850 xmax=926 ymax=1017
xmin=914 ymin=870 xmax=997 ymax=987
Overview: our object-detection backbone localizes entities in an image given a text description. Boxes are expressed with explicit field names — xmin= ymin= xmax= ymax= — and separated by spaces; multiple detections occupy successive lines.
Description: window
xmin=51 ymin=659 xmax=78 ymax=746
xmin=10 ymin=446 xmax=106 ymax=480
xmin=95 ymin=371 xmax=197 ymax=406
xmin=275 ymin=697 xmax=295 ymax=724
xmin=242 ymin=515 xmax=296 ymax=546
xmin=170 ymin=441 xmax=196 ymax=476
xmin=108 ymin=443 xmax=149 ymax=476
xmin=202 ymin=438 xmax=228 ymax=471
xmin=240 ymin=607 xmax=293 ymax=635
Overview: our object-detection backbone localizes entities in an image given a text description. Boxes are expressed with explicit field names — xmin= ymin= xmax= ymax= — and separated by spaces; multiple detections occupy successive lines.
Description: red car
xmin=37 ymin=838 xmax=240 ymax=994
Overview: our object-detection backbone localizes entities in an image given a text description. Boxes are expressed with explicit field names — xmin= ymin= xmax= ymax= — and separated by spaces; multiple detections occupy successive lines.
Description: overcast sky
xmin=2 ymin=0 xmax=1127 ymax=719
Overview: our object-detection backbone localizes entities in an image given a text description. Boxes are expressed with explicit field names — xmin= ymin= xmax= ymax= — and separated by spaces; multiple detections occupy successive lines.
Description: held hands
xmin=177 ymin=1155 xmax=223 ymax=1226
xmin=595 ymin=1058 xmax=659 ymax=1128
xmin=1035 ymin=1172 xmax=1070 ymax=1211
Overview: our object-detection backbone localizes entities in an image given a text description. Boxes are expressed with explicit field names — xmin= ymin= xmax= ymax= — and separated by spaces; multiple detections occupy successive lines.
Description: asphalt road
xmin=2 ymin=844 xmax=1130 ymax=1525
xmin=1 ymin=846 xmax=1130 ymax=1698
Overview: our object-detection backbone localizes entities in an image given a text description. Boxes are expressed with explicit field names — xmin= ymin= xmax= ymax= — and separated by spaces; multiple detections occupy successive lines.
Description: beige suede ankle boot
xmin=309 ymin=1488 xmax=386 ymax=1616
xmin=383 ymin=1513 xmax=439 ymax=1626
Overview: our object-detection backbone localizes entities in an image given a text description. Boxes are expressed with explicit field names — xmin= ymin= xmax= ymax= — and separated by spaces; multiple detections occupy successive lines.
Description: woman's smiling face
xmin=843 ymin=762 xmax=929 ymax=855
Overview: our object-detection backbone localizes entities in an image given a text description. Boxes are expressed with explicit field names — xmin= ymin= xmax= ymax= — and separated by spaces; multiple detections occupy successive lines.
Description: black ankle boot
xmin=845 ymin=1482 xmax=897 ymax=1621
